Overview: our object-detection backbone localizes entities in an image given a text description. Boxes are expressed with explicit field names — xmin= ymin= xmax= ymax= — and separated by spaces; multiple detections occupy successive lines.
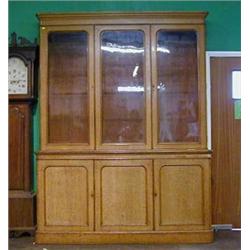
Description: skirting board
xmin=36 ymin=230 xmax=214 ymax=244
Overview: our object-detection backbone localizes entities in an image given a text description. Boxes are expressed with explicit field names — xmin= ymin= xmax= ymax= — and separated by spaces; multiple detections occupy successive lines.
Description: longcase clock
xmin=9 ymin=34 xmax=38 ymax=235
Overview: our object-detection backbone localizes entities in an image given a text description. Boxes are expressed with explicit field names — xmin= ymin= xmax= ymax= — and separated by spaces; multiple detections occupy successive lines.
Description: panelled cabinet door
xmin=37 ymin=160 xmax=94 ymax=232
xmin=95 ymin=25 xmax=152 ymax=150
xmin=154 ymin=159 xmax=211 ymax=231
xmin=95 ymin=160 xmax=153 ymax=231
xmin=151 ymin=25 xmax=207 ymax=149
xmin=40 ymin=25 xmax=94 ymax=151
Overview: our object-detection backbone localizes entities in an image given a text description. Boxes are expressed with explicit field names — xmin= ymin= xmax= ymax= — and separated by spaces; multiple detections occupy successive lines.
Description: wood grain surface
xmin=211 ymin=57 xmax=241 ymax=227
xmin=36 ymin=12 xmax=211 ymax=244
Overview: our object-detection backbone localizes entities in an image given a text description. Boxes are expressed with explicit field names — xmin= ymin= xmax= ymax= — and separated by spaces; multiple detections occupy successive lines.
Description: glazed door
xmin=154 ymin=159 xmax=211 ymax=231
xmin=95 ymin=160 xmax=153 ymax=231
xmin=151 ymin=25 xmax=207 ymax=149
xmin=37 ymin=160 xmax=94 ymax=232
xmin=210 ymin=56 xmax=241 ymax=227
xmin=95 ymin=25 xmax=151 ymax=150
xmin=40 ymin=25 xmax=94 ymax=151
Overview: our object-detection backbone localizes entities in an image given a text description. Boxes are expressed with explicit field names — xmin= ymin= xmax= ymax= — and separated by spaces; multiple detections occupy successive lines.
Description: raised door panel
xmin=154 ymin=159 xmax=211 ymax=231
xmin=95 ymin=25 xmax=151 ymax=150
xmin=37 ymin=160 xmax=94 ymax=231
xmin=151 ymin=25 xmax=207 ymax=149
xmin=40 ymin=25 xmax=94 ymax=151
xmin=9 ymin=104 xmax=31 ymax=191
xmin=95 ymin=160 xmax=153 ymax=231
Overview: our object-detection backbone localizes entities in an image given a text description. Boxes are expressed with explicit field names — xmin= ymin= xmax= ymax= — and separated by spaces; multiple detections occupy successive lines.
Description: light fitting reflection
xmin=157 ymin=82 xmax=167 ymax=91
xmin=117 ymin=86 xmax=144 ymax=92
xmin=157 ymin=47 xmax=170 ymax=53
xmin=132 ymin=65 xmax=139 ymax=77
xmin=101 ymin=43 xmax=144 ymax=54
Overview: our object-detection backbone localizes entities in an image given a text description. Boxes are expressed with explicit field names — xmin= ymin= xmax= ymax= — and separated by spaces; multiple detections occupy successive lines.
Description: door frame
xmin=206 ymin=51 xmax=241 ymax=150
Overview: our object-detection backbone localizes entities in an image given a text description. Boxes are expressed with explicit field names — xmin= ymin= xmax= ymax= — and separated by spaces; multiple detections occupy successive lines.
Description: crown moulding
xmin=37 ymin=12 xmax=208 ymax=26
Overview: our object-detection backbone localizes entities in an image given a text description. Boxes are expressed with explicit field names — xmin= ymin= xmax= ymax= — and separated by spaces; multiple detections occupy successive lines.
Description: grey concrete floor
xmin=9 ymin=231 xmax=240 ymax=250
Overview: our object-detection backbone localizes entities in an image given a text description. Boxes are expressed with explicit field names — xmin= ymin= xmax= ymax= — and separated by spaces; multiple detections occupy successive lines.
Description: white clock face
xmin=8 ymin=57 xmax=28 ymax=94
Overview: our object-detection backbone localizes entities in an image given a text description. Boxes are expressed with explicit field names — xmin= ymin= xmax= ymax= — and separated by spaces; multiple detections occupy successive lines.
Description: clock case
xmin=9 ymin=46 xmax=38 ymax=235
xmin=9 ymin=46 xmax=38 ymax=101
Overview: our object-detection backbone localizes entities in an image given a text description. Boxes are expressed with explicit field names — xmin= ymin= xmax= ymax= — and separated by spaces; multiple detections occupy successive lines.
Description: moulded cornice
xmin=37 ymin=11 xmax=208 ymax=26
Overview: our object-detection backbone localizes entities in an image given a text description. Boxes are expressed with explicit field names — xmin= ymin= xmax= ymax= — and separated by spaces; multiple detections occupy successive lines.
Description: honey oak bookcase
xmin=36 ymin=12 xmax=213 ymax=244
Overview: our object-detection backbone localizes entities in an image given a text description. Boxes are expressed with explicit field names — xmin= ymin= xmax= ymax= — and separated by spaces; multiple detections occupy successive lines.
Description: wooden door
xmin=37 ymin=160 xmax=94 ymax=231
xmin=95 ymin=160 xmax=153 ymax=231
xmin=154 ymin=159 xmax=211 ymax=231
xmin=210 ymin=57 xmax=241 ymax=227
xmin=95 ymin=25 xmax=152 ymax=150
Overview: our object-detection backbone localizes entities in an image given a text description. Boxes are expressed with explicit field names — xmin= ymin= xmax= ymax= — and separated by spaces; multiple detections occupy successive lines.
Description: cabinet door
xmin=95 ymin=25 xmax=151 ymax=150
xmin=154 ymin=159 xmax=211 ymax=231
xmin=95 ymin=160 xmax=153 ymax=231
xmin=40 ymin=25 xmax=94 ymax=151
xmin=37 ymin=160 xmax=94 ymax=232
xmin=151 ymin=25 xmax=207 ymax=149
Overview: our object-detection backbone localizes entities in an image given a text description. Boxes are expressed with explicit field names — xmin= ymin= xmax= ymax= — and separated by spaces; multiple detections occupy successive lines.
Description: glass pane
xmin=101 ymin=30 xmax=145 ymax=143
xmin=48 ymin=31 xmax=89 ymax=143
xmin=157 ymin=30 xmax=199 ymax=143
xmin=8 ymin=57 xmax=28 ymax=94
xmin=232 ymin=71 xmax=241 ymax=99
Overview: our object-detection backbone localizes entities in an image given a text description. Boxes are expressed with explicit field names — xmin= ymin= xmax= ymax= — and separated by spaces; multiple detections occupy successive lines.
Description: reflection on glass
xmin=157 ymin=30 xmax=199 ymax=143
xmin=48 ymin=32 xmax=89 ymax=143
xmin=117 ymin=86 xmax=144 ymax=92
xmin=101 ymin=30 xmax=145 ymax=143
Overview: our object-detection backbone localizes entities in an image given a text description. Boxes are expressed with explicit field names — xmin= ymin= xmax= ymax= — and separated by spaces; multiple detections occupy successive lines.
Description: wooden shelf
xmin=103 ymin=118 xmax=144 ymax=121
xmin=103 ymin=91 xmax=144 ymax=95
xmin=50 ymin=93 xmax=88 ymax=96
